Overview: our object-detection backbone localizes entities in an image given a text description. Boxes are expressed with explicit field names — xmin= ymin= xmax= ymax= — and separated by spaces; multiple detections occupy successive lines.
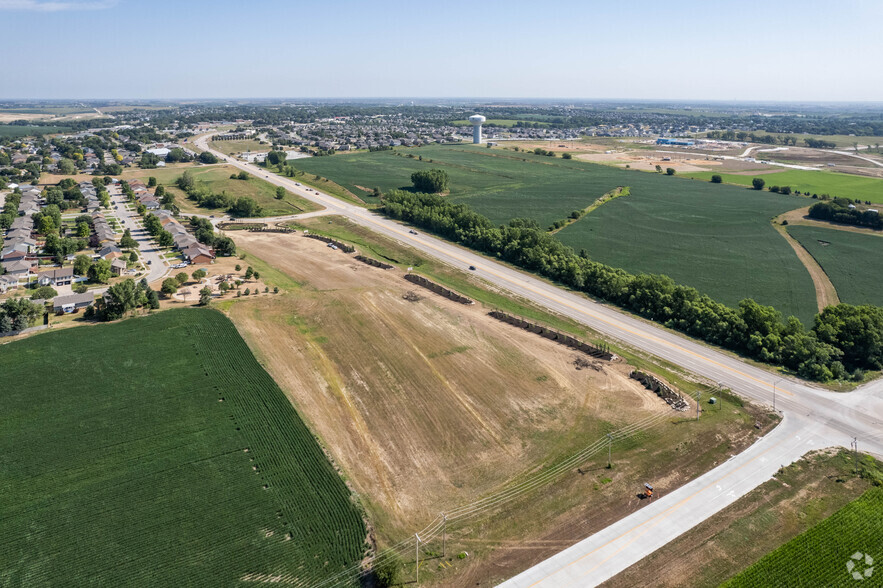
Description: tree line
xmin=808 ymin=198 xmax=882 ymax=230
xmin=381 ymin=190 xmax=883 ymax=382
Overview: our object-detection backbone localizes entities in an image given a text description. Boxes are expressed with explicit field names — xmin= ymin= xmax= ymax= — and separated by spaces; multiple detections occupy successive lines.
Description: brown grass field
xmin=220 ymin=229 xmax=778 ymax=586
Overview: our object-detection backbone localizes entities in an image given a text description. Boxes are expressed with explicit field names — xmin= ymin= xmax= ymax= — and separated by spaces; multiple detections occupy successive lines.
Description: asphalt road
xmin=109 ymin=187 xmax=169 ymax=284
xmin=195 ymin=135 xmax=883 ymax=586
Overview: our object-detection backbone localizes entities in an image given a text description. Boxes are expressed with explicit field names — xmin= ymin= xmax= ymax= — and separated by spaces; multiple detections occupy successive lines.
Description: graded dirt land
xmin=222 ymin=229 xmax=778 ymax=586
xmin=228 ymin=232 xmax=661 ymax=526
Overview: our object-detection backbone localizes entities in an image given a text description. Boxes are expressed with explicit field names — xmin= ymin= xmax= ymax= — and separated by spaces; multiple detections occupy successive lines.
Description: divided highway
xmin=195 ymin=135 xmax=883 ymax=586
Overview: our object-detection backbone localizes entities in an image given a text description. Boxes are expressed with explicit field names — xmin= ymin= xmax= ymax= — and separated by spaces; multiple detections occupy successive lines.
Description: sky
xmin=2 ymin=0 xmax=882 ymax=101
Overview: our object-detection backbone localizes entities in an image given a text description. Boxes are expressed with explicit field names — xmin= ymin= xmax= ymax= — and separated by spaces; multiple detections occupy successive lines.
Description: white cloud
xmin=0 ymin=0 xmax=117 ymax=11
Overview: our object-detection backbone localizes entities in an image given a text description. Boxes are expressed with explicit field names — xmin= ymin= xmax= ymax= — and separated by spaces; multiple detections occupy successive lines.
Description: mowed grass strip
xmin=722 ymin=487 xmax=883 ymax=588
xmin=787 ymin=225 xmax=883 ymax=307
xmin=683 ymin=169 xmax=883 ymax=203
xmin=0 ymin=309 xmax=364 ymax=587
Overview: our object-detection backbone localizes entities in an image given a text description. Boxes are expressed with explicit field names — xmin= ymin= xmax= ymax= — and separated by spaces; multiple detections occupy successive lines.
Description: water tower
xmin=468 ymin=115 xmax=486 ymax=144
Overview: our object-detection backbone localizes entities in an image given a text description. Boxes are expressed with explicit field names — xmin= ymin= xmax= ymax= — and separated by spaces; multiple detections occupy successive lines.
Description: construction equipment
xmin=644 ymin=483 xmax=654 ymax=499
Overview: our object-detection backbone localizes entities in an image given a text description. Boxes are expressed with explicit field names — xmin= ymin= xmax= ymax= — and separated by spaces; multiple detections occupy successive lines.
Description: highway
xmin=195 ymin=135 xmax=883 ymax=586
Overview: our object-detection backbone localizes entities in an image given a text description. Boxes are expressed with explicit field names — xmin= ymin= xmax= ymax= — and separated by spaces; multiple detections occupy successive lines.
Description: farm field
xmin=289 ymin=144 xmax=817 ymax=321
xmin=683 ymin=169 xmax=883 ymax=203
xmin=228 ymin=228 xmax=778 ymax=587
xmin=604 ymin=449 xmax=880 ymax=588
xmin=0 ymin=124 xmax=71 ymax=138
xmin=0 ymin=309 xmax=364 ymax=587
xmin=787 ymin=225 xmax=883 ymax=307
xmin=723 ymin=486 xmax=883 ymax=587
xmin=555 ymin=180 xmax=819 ymax=323
xmin=123 ymin=164 xmax=322 ymax=216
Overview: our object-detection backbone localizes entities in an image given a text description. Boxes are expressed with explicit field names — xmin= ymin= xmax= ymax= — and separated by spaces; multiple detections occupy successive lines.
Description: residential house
xmin=0 ymin=275 xmax=19 ymax=293
xmin=110 ymin=258 xmax=128 ymax=276
xmin=181 ymin=243 xmax=214 ymax=264
xmin=173 ymin=232 xmax=198 ymax=250
xmin=37 ymin=267 xmax=74 ymax=287
xmin=98 ymin=244 xmax=123 ymax=260
xmin=53 ymin=292 xmax=95 ymax=314
xmin=2 ymin=259 xmax=35 ymax=281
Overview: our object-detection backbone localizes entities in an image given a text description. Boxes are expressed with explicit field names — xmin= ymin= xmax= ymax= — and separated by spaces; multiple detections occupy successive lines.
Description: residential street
xmin=109 ymin=186 xmax=168 ymax=284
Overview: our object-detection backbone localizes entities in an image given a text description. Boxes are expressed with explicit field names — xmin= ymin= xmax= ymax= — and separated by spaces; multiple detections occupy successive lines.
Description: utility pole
xmin=442 ymin=513 xmax=447 ymax=558
xmin=696 ymin=391 xmax=701 ymax=420
xmin=606 ymin=433 xmax=613 ymax=468
xmin=415 ymin=533 xmax=420 ymax=586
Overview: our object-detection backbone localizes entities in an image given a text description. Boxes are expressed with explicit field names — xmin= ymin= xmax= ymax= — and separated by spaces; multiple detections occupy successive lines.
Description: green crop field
xmin=0 ymin=309 xmax=364 ymax=587
xmin=555 ymin=178 xmax=819 ymax=323
xmin=787 ymin=225 xmax=883 ymax=307
xmin=290 ymin=145 xmax=817 ymax=321
xmin=683 ymin=169 xmax=883 ymax=203
xmin=0 ymin=124 xmax=71 ymax=138
xmin=723 ymin=488 xmax=883 ymax=587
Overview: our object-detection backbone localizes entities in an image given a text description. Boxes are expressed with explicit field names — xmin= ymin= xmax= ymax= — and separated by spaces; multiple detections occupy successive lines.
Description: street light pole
xmin=773 ymin=378 xmax=783 ymax=412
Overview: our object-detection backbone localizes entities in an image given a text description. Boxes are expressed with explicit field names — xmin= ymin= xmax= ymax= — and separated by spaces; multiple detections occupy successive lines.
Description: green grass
xmin=291 ymin=145 xmax=818 ymax=321
xmin=683 ymin=169 xmax=883 ymax=204
xmin=723 ymin=487 xmax=883 ymax=588
xmin=0 ymin=309 xmax=364 ymax=587
xmin=125 ymin=164 xmax=322 ymax=216
xmin=787 ymin=225 xmax=883 ymax=307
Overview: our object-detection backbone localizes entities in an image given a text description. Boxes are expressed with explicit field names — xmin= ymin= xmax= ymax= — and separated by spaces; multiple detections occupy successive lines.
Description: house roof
xmin=110 ymin=258 xmax=127 ymax=269
xmin=98 ymin=244 xmax=122 ymax=257
xmin=2 ymin=259 xmax=33 ymax=272
xmin=38 ymin=267 xmax=74 ymax=280
xmin=182 ymin=243 xmax=214 ymax=260
xmin=52 ymin=292 xmax=95 ymax=309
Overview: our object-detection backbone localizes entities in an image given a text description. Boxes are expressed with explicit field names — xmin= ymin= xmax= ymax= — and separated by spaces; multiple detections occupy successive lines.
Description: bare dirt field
xmin=227 ymin=233 xmax=661 ymax=524
xmin=221 ymin=230 xmax=778 ymax=586
xmin=0 ymin=113 xmax=45 ymax=122
xmin=576 ymin=150 xmax=722 ymax=172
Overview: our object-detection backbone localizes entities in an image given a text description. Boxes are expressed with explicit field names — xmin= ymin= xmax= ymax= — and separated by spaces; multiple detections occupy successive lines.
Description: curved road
xmin=195 ymin=135 xmax=883 ymax=586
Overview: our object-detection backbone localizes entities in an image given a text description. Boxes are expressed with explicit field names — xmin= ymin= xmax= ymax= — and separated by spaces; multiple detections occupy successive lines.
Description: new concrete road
xmin=195 ymin=135 xmax=883 ymax=586
xmin=109 ymin=187 xmax=168 ymax=284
